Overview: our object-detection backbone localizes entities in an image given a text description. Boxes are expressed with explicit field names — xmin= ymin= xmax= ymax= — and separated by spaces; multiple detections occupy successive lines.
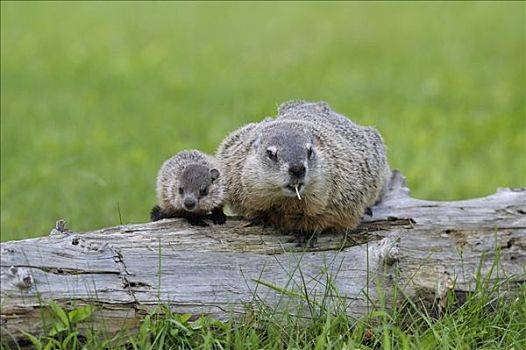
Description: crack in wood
xmin=7 ymin=265 xmax=121 ymax=276
xmin=110 ymin=247 xmax=142 ymax=312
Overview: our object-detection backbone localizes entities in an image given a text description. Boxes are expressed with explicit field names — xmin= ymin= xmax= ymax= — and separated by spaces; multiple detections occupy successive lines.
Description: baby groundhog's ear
xmin=210 ymin=168 xmax=220 ymax=182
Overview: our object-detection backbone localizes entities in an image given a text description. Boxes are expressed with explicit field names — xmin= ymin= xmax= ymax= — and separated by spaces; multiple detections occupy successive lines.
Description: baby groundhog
xmin=216 ymin=100 xmax=390 ymax=244
xmin=150 ymin=150 xmax=226 ymax=226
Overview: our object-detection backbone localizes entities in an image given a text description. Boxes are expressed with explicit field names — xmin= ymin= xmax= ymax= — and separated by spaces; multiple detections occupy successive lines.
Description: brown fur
xmin=217 ymin=101 xmax=390 ymax=234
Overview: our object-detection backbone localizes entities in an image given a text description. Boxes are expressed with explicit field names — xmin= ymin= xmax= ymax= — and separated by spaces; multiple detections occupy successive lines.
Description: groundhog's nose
xmin=288 ymin=164 xmax=306 ymax=179
xmin=183 ymin=197 xmax=197 ymax=210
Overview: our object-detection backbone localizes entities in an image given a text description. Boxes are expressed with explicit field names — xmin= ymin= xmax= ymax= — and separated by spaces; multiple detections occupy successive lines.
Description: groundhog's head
xmin=176 ymin=164 xmax=222 ymax=212
xmin=243 ymin=121 xmax=323 ymax=200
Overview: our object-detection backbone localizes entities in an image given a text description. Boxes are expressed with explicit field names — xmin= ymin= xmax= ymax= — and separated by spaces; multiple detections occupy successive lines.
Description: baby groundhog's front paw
xmin=210 ymin=207 xmax=227 ymax=225
xmin=187 ymin=218 xmax=210 ymax=227
xmin=150 ymin=205 xmax=172 ymax=222
xmin=184 ymin=212 xmax=210 ymax=227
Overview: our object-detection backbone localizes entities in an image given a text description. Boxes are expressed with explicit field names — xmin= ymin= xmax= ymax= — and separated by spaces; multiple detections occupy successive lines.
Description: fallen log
xmin=1 ymin=171 xmax=525 ymax=342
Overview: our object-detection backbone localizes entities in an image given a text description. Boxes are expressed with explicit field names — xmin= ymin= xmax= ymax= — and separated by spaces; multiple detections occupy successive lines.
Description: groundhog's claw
xmin=150 ymin=205 xmax=163 ymax=221
xmin=294 ymin=231 xmax=318 ymax=248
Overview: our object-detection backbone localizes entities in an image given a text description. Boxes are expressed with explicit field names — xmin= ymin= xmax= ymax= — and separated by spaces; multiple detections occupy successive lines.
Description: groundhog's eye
xmin=266 ymin=148 xmax=278 ymax=161
xmin=178 ymin=187 xmax=184 ymax=195
xmin=199 ymin=188 xmax=208 ymax=196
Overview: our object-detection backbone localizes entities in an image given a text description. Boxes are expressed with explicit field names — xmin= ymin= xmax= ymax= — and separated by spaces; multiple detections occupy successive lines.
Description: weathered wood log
xmin=1 ymin=171 xmax=525 ymax=343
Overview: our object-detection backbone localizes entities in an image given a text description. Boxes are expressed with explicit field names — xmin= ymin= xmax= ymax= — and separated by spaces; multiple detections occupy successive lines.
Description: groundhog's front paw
xmin=248 ymin=216 xmax=271 ymax=228
xmin=210 ymin=207 xmax=227 ymax=225
xmin=294 ymin=231 xmax=318 ymax=248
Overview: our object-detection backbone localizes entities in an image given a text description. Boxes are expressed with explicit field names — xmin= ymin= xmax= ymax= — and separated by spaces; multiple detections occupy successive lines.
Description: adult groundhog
xmin=216 ymin=101 xmax=390 ymax=244
xmin=151 ymin=150 xmax=226 ymax=226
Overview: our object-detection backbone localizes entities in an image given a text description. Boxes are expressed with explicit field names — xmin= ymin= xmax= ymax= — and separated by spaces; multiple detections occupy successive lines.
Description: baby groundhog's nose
xmin=183 ymin=197 xmax=197 ymax=210
xmin=288 ymin=164 xmax=306 ymax=179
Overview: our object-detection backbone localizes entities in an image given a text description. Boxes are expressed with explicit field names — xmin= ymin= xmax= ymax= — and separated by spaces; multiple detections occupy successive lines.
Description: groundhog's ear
xmin=278 ymin=100 xmax=306 ymax=114
xmin=312 ymin=133 xmax=322 ymax=148
xmin=210 ymin=168 xmax=220 ymax=182
xmin=312 ymin=101 xmax=330 ymax=113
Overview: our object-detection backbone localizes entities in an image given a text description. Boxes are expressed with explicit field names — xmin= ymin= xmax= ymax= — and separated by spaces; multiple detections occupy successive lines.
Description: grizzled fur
xmin=216 ymin=101 xmax=390 ymax=239
xmin=151 ymin=150 xmax=226 ymax=226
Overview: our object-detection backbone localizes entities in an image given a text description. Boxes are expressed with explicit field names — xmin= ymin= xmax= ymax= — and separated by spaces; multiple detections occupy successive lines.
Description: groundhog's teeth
xmin=294 ymin=185 xmax=302 ymax=200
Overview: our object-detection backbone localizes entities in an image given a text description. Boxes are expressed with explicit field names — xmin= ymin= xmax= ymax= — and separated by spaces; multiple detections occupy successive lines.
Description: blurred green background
xmin=1 ymin=2 xmax=524 ymax=241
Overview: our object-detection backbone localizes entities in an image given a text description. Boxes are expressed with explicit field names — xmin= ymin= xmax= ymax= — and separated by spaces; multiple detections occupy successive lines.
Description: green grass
xmin=1 ymin=2 xmax=524 ymax=242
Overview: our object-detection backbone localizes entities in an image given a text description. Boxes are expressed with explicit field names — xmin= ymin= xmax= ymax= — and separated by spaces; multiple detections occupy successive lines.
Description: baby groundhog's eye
xmin=199 ymin=188 xmax=208 ymax=196
xmin=178 ymin=187 xmax=184 ymax=195
xmin=266 ymin=148 xmax=278 ymax=161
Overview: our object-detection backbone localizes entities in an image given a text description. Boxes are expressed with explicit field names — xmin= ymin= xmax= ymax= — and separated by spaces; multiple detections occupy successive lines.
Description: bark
xmin=1 ymin=171 xmax=525 ymax=343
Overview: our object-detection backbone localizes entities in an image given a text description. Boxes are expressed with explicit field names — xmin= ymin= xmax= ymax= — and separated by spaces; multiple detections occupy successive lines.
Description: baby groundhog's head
xmin=244 ymin=122 xmax=322 ymax=200
xmin=176 ymin=164 xmax=221 ymax=212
